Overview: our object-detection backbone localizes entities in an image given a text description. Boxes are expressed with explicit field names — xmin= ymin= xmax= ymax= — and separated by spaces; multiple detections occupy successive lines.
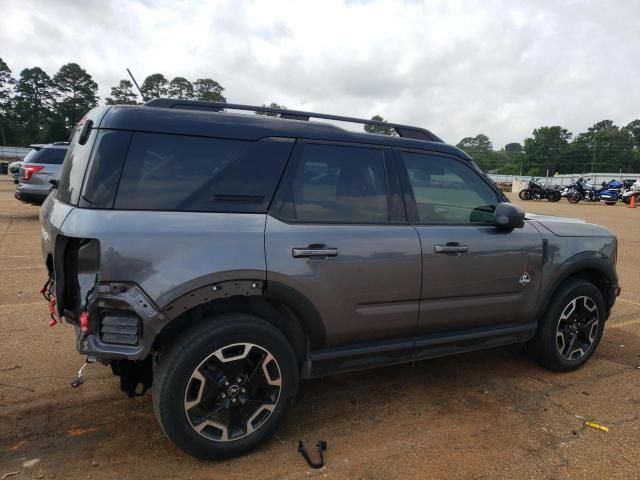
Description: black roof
xmin=97 ymin=101 xmax=471 ymax=160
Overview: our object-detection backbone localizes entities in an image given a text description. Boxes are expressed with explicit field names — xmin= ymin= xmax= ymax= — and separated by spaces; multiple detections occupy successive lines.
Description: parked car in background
xmin=8 ymin=160 xmax=23 ymax=183
xmin=15 ymin=142 xmax=68 ymax=205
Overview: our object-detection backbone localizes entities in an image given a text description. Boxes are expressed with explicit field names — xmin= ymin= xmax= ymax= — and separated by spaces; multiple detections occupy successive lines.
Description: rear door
xmin=265 ymin=140 xmax=422 ymax=348
xmin=396 ymin=150 xmax=543 ymax=335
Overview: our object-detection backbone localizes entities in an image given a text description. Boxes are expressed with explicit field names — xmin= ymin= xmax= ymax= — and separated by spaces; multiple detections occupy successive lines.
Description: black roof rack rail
xmin=143 ymin=98 xmax=443 ymax=143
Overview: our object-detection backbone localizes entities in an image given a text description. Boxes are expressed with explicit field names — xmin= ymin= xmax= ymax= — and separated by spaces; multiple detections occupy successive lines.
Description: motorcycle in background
xmin=622 ymin=179 xmax=640 ymax=205
xmin=567 ymin=177 xmax=618 ymax=205
xmin=518 ymin=177 xmax=561 ymax=202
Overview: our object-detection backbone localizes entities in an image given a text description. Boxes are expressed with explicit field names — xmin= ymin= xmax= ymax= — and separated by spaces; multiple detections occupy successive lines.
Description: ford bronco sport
xmin=40 ymin=100 xmax=620 ymax=459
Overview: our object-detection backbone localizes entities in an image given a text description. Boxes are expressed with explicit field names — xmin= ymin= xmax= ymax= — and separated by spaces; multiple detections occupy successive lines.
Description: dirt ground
xmin=1 ymin=176 xmax=638 ymax=480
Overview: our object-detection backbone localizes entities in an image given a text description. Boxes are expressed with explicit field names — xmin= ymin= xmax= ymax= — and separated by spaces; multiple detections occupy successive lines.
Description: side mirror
xmin=493 ymin=202 xmax=525 ymax=230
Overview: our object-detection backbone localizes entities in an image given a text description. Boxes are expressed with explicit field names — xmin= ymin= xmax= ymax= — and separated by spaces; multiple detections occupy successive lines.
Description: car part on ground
xmin=298 ymin=440 xmax=327 ymax=469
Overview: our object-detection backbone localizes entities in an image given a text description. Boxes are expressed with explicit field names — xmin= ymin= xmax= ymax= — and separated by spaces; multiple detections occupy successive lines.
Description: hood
xmin=526 ymin=213 xmax=615 ymax=237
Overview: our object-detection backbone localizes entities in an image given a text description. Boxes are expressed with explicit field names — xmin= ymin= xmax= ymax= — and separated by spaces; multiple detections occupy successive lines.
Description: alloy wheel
xmin=184 ymin=342 xmax=282 ymax=442
xmin=555 ymin=296 xmax=599 ymax=361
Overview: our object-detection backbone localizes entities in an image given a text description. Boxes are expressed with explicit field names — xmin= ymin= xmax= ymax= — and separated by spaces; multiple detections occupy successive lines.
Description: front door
xmin=265 ymin=141 xmax=422 ymax=347
xmin=396 ymin=150 xmax=543 ymax=335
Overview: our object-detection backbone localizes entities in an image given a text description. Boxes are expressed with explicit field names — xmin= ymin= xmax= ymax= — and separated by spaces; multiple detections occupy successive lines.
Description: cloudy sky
xmin=1 ymin=0 xmax=638 ymax=147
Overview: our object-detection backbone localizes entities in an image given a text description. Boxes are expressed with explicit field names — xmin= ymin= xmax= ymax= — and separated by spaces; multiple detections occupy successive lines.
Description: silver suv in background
xmin=15 ymin=142 xmax=68 ymax=205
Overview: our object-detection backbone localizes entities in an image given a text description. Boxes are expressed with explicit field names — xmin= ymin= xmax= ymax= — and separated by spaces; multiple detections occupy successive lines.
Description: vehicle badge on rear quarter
xmin=519 ymin=272 xmax=531 ymax=287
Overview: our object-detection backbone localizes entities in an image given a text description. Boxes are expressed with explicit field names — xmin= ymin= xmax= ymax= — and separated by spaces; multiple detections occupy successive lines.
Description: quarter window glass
xmin=402 ymin=152 xmax=499 ymax=224
xmin=285 ymin=144 xmax=389 ymax=223
xmin=57 ymin=129 xmax=96 ymax=205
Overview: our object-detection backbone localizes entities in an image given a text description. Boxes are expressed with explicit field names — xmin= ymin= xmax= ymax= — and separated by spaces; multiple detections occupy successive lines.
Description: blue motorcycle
xmin=567 ymin=178 xmax=619 ymax=205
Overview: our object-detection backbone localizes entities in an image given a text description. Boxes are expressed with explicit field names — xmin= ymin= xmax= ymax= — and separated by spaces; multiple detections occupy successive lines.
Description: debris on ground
xmin=22 ymin=458 xmax=40 ymax=468
xmin=585 ymin=421 xmax=609 ymax=432
xmin=1 ymin=472 xmax=19 ymax=480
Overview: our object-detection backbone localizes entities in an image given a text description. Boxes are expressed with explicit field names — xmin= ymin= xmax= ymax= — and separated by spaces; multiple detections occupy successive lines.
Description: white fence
xmin=0 ymin=146 xmax=31 ymax=159
xmin=488 ymin=173 xmax=640 ymax=187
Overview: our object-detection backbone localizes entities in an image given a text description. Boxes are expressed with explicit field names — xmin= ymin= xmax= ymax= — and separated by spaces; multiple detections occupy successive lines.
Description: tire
xmin=153 ymin=314 xmax=299 ymax=460
xmin=567 ymin=192 xmax=581 ymax=204
xmin=529 ymin=279 xmax=605 ymax=372
xmin=547 ymin=190 xmax=561 ymax=202
xmin=519 ymin=189 xmax=531 ymax=200
xmin=623 ymin=196 xmax=631 ymax=205
xmin=603 ymin=201 xmax=617 ymax=206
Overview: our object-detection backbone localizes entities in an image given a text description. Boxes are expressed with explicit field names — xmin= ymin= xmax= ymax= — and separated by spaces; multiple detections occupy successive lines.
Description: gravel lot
xmin=1 ymin=176 xmax=639 ymax=479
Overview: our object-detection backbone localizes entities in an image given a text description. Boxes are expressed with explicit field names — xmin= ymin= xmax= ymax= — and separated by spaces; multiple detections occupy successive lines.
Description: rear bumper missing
xmin=58 ymin=282 xmax=165 ymax=361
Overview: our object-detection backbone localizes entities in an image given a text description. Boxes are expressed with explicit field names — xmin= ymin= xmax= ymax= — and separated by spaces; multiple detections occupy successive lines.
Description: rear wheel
xmin=153 ymin=314 xmax=299 ymax=459
xmin=519 ymin=189 xmax=531 ymax=200
xmin=547 ymin=190 xmax=561 ymax=202
xmin=529 ymin=279 xmax=605 ymax=372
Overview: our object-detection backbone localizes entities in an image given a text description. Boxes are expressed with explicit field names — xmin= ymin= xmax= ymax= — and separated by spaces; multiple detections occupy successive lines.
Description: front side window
xmin=276 ymin=143 xmax=389 ymax=223
xmin=402 ymin=152 xmax=500 ymax=224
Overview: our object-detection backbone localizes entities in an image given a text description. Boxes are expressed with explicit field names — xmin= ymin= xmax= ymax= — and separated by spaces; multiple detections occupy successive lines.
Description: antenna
xmin=127 ymin=68 xmax=148 ymax=102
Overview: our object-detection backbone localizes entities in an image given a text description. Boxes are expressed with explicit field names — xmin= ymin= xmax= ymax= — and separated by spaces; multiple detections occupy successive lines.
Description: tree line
xmin=0 ymin=57 xmax=227 ymax=146
xmin=455 ymin=121 xmax=640 ymax=175
xmin=1 ymin=57 xmax=639 ymax=174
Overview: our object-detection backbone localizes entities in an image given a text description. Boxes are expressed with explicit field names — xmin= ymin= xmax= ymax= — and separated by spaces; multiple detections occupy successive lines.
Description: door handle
xmin=434 ymin=244 xmax=469 ymax=254
xmin=292 ymin=247 xmax=338 ymax=258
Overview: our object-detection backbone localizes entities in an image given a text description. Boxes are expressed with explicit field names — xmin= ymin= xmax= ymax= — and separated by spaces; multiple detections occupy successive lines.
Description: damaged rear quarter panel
xmin=59 ymin=208 xmax=268 ymax=350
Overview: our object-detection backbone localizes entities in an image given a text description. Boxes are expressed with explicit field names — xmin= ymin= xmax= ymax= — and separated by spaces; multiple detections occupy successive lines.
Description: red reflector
xmin=80 ymin=311 xmax=89 ymax=333
xmin=23 ymin=165 xmax=44 ymax=180
xmin=49 ymin=318 xmax=58 ymax=327
xmin=48 ymin=297 xmax=56 ymax=314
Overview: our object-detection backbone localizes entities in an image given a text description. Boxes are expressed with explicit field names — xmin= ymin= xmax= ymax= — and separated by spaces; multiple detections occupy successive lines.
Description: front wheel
xmin=567 ymin=192 xmax=582 ymax=203
xmin=153 ymin=314 xmax=299 ymax=460
xmin=529 ymin=279 xmax=605 ymax=372
xmin=519 ymin=189 xmax=531 ymax=200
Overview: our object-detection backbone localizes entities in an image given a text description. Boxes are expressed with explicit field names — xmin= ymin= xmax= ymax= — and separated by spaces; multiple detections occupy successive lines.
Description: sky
xmin=1 ymin=0 xmax=639 ymax=148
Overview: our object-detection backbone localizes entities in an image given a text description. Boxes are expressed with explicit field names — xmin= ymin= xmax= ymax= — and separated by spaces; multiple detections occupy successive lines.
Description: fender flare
xmin=536 ymin=253 xmax=618 ymax=319
xmin=159 ymin=278 xmax=326 ymax=350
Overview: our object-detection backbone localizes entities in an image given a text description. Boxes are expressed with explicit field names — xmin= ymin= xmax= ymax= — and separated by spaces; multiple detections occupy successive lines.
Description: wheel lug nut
xmin=236 ymin=377 xmax=242 ymax=383
xmin=232 ymin=398 xmax=237 ymax=403
xmin=221 ymin=393 xmax=226 ymax=398
xmin=224 ymin=381 xmax=229 ymax=386
xmin=241 ymin=388 xmax=246 ymax=393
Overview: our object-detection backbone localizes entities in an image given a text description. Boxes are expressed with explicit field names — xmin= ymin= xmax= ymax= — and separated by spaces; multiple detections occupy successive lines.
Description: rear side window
xmin=23 ymin=148 xmax=67 ymax=165
xmin=79 ymin=130 xmax=132 ymax=209
xmin=274 ymin=143 xmax=390 ymax=223
xmin=114 ymin=133 xmax=293 ymax=213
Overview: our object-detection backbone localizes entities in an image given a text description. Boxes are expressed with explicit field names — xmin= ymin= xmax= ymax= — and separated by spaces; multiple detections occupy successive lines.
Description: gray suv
xmin=15 ymin=142 xmax=68 ymax=205
xmin=40 ymin=100 xmax=620 ymax=460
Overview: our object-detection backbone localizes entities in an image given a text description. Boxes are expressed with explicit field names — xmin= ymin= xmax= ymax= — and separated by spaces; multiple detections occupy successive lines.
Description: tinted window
xmin=79 ymin=130 xmax=132 ymax=209
xmin=276 ymin=143 xmax=389 ymax=223
xmin=114 ymin=133 xmax=292 ymax=213
xmin=57 ymin=129 xmax=97 ymax=205
xmin=402 ymin=152 xmax=499 ymax=224
xmin=23 ymin=147 xmax=67 ymax=165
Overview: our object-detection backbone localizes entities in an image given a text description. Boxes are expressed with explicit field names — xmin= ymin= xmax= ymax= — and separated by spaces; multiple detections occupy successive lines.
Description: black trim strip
xmin=306 ymin=322 xmax=537 ymax=378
